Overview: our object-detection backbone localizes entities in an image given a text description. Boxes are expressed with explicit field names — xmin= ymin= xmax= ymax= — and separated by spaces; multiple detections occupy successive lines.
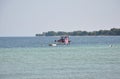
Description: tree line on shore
xmin=36 ymin=28 xmax=120 ymax=36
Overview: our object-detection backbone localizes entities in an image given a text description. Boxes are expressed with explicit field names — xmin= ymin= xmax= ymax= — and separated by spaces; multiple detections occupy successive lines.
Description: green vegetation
xmin=36 ymin=28 xmax=120 ymax=36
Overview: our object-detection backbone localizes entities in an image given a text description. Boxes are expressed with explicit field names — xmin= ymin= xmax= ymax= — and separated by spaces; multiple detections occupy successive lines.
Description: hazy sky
xmin=0 ymin=0 xmax=120 ymax=36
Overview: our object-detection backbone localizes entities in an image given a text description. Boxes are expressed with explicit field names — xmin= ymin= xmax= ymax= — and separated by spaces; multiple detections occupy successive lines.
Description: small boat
xmin=55 ymin=36 xmax=71 ymax=45
xmin=49 ymin=36 xmax=71 ymax=46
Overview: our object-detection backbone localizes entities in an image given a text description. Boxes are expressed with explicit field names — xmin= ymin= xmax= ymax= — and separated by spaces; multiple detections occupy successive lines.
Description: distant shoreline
xmin=0 ymin=35 xmax=120 ymax=38
xmin=36 ymin=28 xmax=120 ymax=36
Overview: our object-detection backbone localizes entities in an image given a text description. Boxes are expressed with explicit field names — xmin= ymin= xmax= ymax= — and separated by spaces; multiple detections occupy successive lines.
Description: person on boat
xmin=64 ymin=36 xmax=69 ymax=44
xmin=61 ymin=36 xmax=64 ymax=42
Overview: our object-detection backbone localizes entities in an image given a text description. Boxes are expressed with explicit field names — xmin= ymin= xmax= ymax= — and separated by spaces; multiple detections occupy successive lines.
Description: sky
xmin=0 ymin=0 xmax=120 ymax=36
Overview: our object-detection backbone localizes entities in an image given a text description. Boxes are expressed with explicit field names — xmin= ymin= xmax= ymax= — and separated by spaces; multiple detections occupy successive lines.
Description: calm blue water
xmin=0 ymin=36 xmax=120 ymax=79
xmin=0 ymin=36 xmax=120 ymax=48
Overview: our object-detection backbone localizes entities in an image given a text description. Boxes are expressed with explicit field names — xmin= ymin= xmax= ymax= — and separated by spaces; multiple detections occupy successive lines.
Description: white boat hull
xmin=49 ymin=44 xmax=57 ymax=46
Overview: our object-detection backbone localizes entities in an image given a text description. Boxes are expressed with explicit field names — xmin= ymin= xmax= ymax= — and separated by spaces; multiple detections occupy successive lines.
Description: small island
xmin=36 ymin=28 xmax=120 ymax=36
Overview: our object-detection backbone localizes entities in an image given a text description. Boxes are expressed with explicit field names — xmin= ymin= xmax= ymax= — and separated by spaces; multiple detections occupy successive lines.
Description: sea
xmin=0 ymin=36 xmax=120 ymax=79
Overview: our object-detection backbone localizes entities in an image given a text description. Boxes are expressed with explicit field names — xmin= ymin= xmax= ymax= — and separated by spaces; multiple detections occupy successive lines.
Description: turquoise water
xmin=0 ymin=36 xmax=120 ymax=79
xmin=0 ymin=46 xmax=120 ymax=79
